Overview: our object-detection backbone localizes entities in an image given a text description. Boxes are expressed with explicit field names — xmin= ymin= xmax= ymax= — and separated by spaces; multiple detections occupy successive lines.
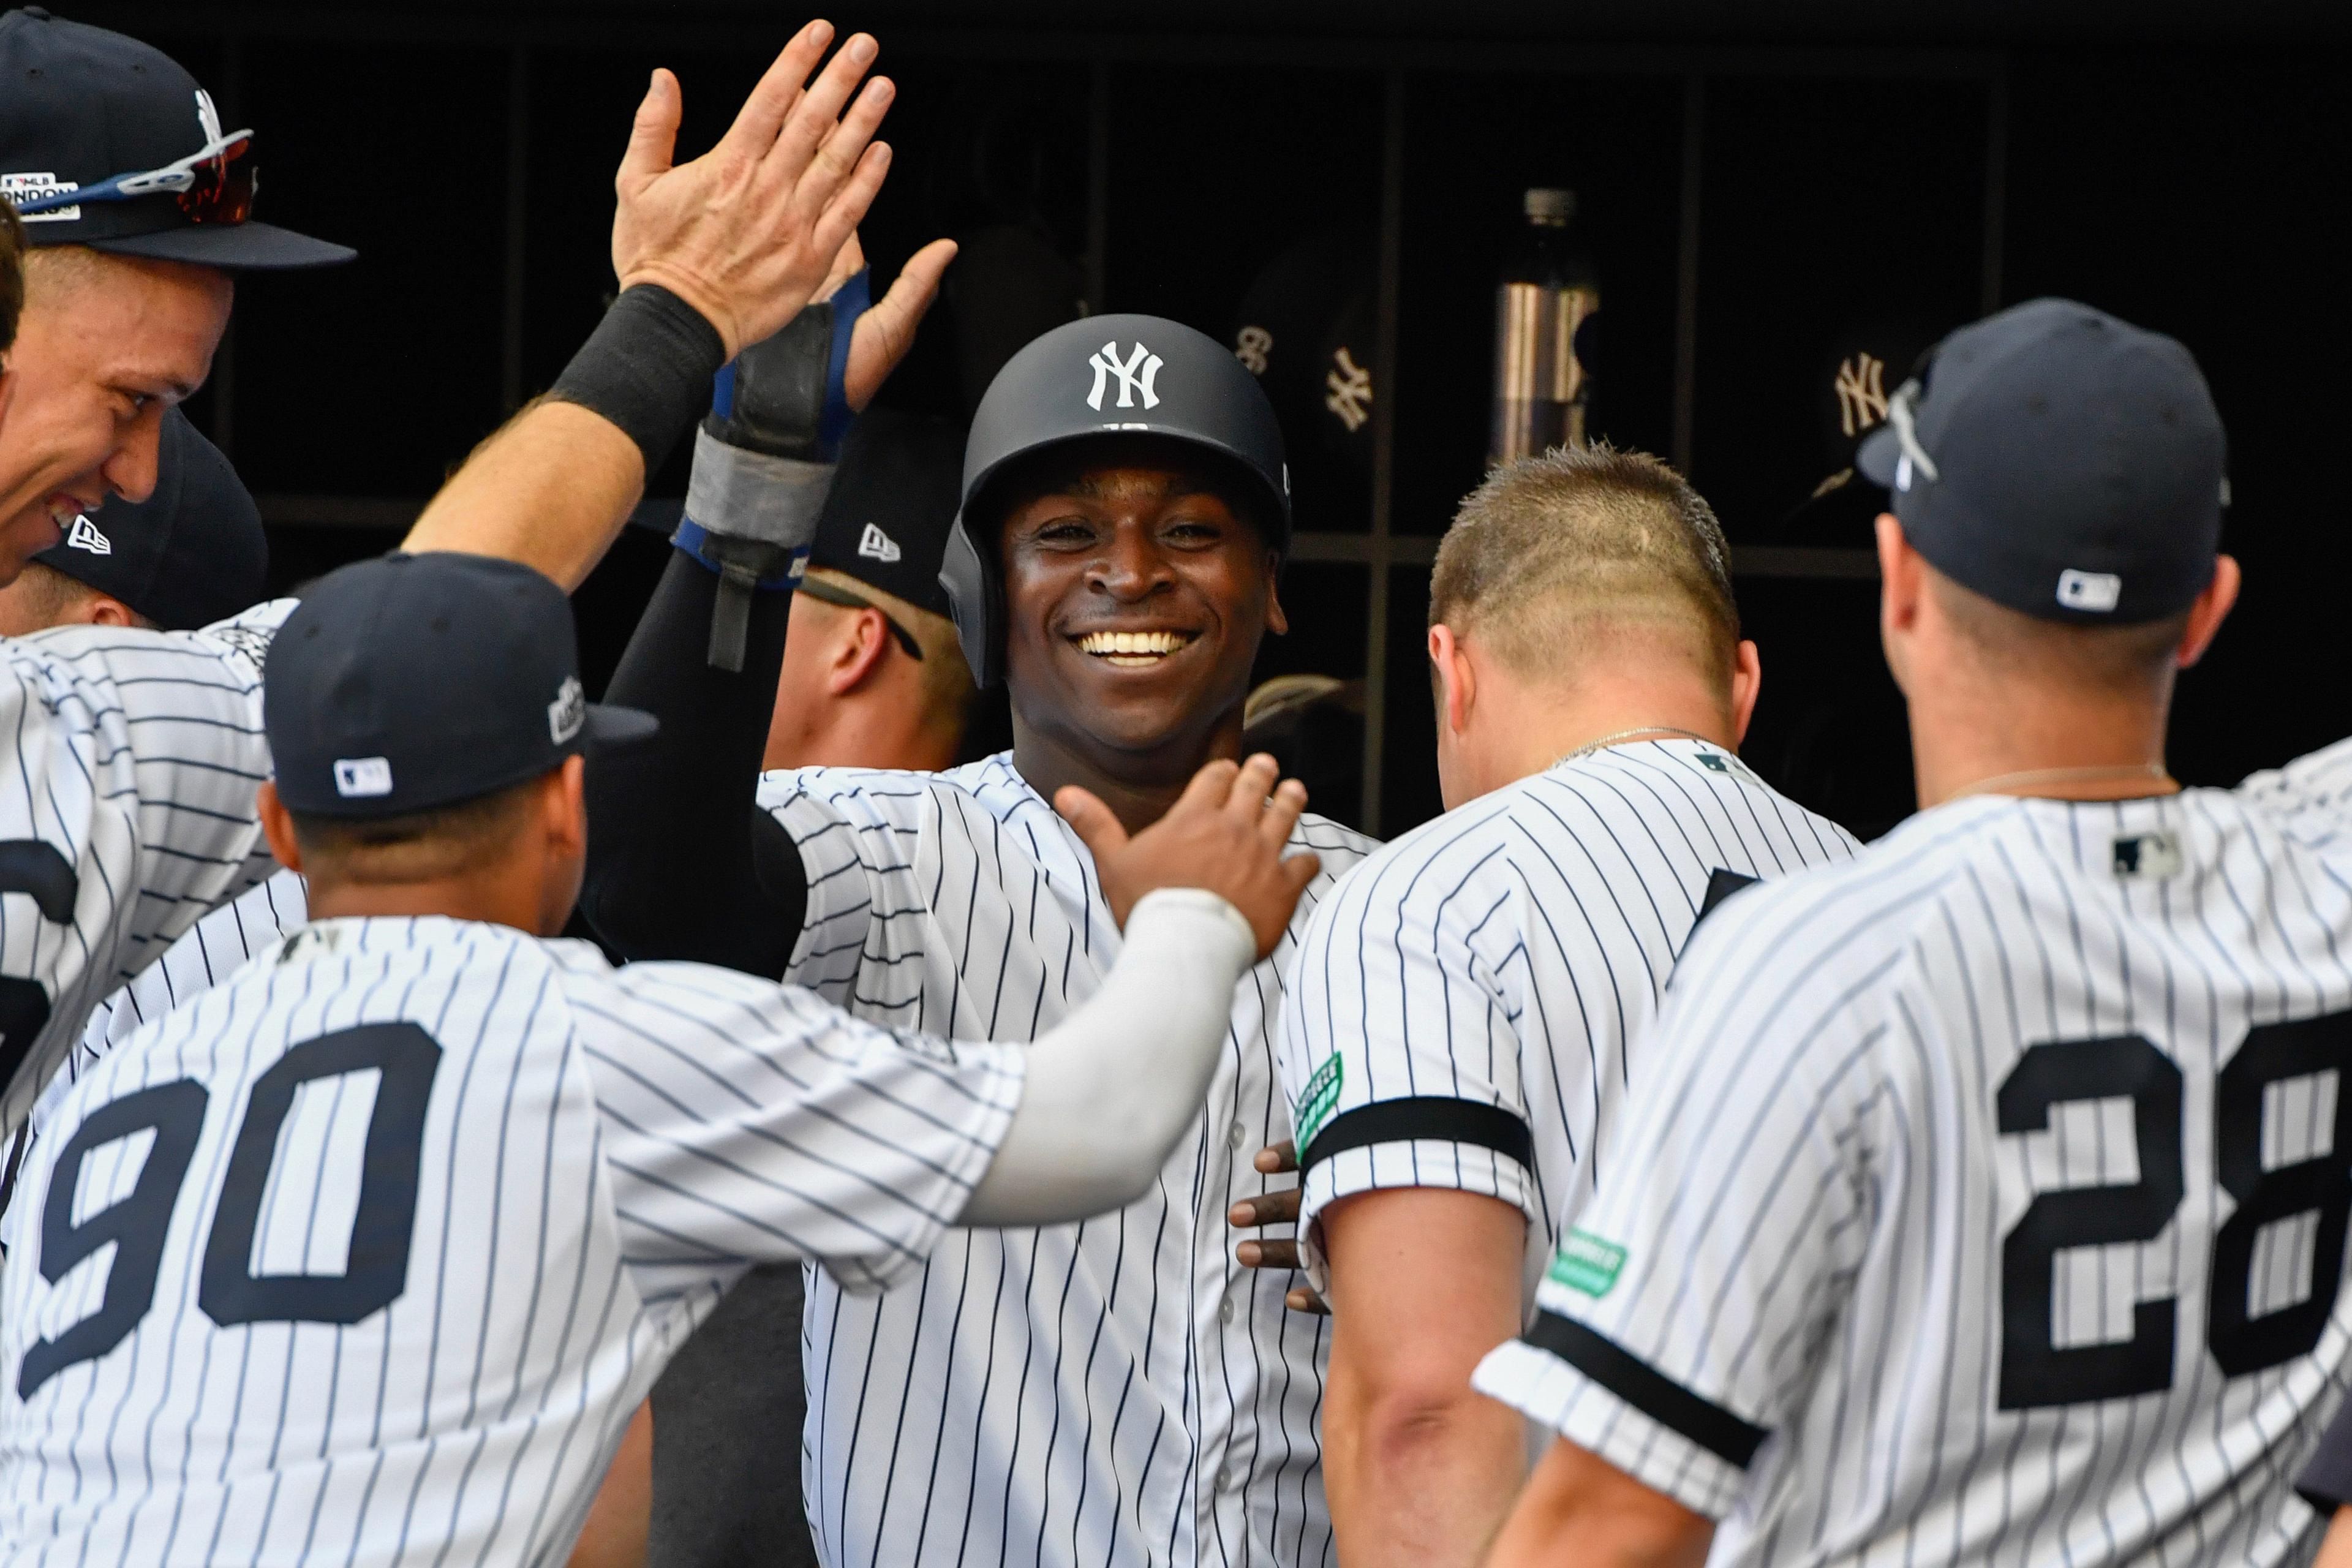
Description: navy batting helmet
xmin=938 ymin=313 xmax=1291 ymax=688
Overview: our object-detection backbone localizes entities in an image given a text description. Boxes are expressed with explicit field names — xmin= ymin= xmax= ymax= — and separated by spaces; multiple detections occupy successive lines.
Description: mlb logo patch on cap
xmin=334 ymin=757 xmax=394 ymax=799
xmin=2056 ymin=570 xmax=2122 ymax=614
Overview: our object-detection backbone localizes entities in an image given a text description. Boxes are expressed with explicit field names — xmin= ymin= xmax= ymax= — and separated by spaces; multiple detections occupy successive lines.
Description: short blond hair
xmin=801 ymin=565 xmax=976 ymax=726
xmin=1430 ymin=445 xmax=1739 ymax=682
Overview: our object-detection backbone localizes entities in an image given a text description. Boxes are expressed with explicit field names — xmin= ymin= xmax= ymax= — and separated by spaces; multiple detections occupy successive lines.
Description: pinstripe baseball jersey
xmin=760 ymin=752 xmax=1373 ymax=1568
xmin=73 ymin=872 xmax=308 ymax=1081
xmin=1476 ymin=742 xmax=2352 ymax=1567
xmin=1276 ymin=739 xmax=1858 ymax=1304
xmin=0 ymin=604 xmax=292 ymax=1136
xmin=0 ymin=914 xmax=1023 ymax=1567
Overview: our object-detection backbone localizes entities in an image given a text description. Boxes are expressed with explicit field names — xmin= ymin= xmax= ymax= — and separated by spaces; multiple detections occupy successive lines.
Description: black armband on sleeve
xmin=548 ymin=285 xmax=727 ymax=476
xmin=1299 ymin=1098 xmax=1534 ymax=1175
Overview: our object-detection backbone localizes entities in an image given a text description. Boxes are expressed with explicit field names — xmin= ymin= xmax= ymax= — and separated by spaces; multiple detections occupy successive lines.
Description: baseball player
xmin=580 ymin=314 xmax=1376 ymax=1567
xmin=0 ymin=13 xmax=913 ymax=1134
xmin=0 ymin=407 xmax=308 ymax=1098
xmin=1475 ymin=300 xmax=2352 ymax=1567
xmin=1267 ymin=447 xmax=1856 ymax=1567
xmin=0 ymin=548 xmax=1321 ymax=1567
xmin=610 ymin=406 xmax=976 ymax=1568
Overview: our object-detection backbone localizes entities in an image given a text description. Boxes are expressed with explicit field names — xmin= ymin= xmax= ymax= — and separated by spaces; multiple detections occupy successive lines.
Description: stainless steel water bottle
xmin=1490 ymin=187 xmax=1600 ymax=466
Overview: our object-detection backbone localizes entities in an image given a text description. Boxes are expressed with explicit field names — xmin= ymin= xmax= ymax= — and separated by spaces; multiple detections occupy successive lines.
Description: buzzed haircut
xmin=1926 ymin=564 xmax=2190 ymax=696
xmin=1430 ymin=444 xmax=1740 ymax=682
xmin=1 ymin=201 xmax=22 ymax=355
xmin=289 ymin=772 xmax=544 ymax=886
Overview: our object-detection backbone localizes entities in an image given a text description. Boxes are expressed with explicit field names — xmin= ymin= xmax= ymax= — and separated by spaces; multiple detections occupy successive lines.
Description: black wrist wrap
xmin=548 ymin=284 xmax=728 ymax=475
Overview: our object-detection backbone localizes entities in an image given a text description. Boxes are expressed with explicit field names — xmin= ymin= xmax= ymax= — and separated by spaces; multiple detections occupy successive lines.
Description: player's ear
xmin=830 ymin=608 xmax=890 ymax=695
xmin=2176 ymin=553 xmax=2240 ymax=670
xmin=548 ymin=755 xmax=589 ymax=860
xmin=85 ymin=594 xmax=137 ymax=629
xmin=1262 ymin=550 xmax=1288 ymax=638
xmin=1728 ymin=638 xmax=1763 ymax=747
xmin=1428 ymin=623 xmax=1474 ymax=736
xmin=255 ymin=781 xmax=304 ymax=873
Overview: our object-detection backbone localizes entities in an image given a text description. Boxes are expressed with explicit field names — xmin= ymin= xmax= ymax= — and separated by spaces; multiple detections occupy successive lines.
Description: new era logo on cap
xmin=333 ymin=757 xmax=394 ymax=799
xmin=548 ymin=676 xmax=586 ymax=746
xmin=857 ymin=523 xmax=902 ymax=564
xmin=2057 ymin=569 xmax=2123 ymax=613
xmin=65 ymin=516 xmax=111 ymax=556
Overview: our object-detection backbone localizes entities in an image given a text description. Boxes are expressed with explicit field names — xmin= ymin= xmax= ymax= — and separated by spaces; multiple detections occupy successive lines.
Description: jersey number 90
xmin=1997 ymin=1011 xmax=2352 ymax=1409
xmin=17 ymin=1023 xmax=442 ymax=1399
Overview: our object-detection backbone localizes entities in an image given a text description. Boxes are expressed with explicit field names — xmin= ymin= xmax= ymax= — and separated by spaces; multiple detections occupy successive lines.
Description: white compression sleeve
xmin=959 ymin=888 xmax=1258 ymax=1228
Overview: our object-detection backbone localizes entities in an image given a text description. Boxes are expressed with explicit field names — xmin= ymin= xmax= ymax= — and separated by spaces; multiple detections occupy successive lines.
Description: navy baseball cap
xmin=266 ymin=554 xmax=655 ymax=820
xmin=0 ymin=7 xmax=352 ymax=269
xmin=805 ymin=409 xmax=965 ymax=619
xmin=35 ymin=407 xmax=266 ymax=629
xmin=1856 ymin=298 xmax=2227 ymax=626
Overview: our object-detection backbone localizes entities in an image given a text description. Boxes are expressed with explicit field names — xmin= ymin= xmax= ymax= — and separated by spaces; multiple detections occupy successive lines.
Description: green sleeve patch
xmin=1295 ymin=1055 xmax=1343 ymax=1151
xmin=1547 ymin=1228 xmax=1628 ymax=1298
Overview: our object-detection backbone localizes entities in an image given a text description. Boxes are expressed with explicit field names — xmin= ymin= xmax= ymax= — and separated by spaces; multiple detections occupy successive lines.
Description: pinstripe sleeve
xmin=756 ymin=771 xmax=906 ymax=1005
xmin=1280 ymin=835 xmax=1534 ymax=1291
xmin=577 ymin=959 xmax=1023 ymax=1301
xmin=1471 ymin=891 xmax=1890 ymax=1519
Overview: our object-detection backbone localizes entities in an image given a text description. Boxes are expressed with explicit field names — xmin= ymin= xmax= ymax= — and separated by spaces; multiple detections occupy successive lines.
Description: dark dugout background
xmin=69 ymin=0 xmax=2352 ymax=843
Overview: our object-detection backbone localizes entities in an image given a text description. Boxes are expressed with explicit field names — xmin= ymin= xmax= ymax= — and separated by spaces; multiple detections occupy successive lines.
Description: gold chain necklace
xmin=1555 ymin=725 xmax=1717 ymax=768
xmin=1943 ymin=760 xmax=2177 ymax=804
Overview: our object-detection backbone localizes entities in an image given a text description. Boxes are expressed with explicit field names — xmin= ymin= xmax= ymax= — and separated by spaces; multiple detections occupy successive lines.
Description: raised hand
xmin=611 ymin=21 xmax=899 ymax=358
xmin=1055 ymin=754 xmax=1321 ymax=962
xmin=818 ymin=233 xmax=959 ymax=412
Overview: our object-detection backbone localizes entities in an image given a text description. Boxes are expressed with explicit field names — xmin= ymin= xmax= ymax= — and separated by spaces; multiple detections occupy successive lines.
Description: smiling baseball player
xmin=582 ymin=314 xmax=1376 ymax=1567
xmin=0 ymin=13 xmax=909 ymax=1144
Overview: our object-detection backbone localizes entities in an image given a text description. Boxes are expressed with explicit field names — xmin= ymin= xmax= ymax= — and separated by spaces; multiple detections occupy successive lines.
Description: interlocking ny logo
xmin=1834 ymin=353 xmax=1889 ymax=438
xmin=1087 ymin=341 xmax=1163 ymax=412
xmin=1324 ymin=347 xmax=1373 ymax=433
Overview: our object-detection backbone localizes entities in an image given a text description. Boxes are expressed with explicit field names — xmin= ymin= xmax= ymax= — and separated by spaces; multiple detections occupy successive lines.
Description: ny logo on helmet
xmin=1087 ymin=341 xmax=1163 ymax=412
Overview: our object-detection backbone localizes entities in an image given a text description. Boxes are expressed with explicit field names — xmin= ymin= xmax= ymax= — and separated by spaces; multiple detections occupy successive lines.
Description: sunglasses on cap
xmin=794 ymin=575 xmax=925 ymax=662
xmin=11 ymin=127 xmax=258 ymax=225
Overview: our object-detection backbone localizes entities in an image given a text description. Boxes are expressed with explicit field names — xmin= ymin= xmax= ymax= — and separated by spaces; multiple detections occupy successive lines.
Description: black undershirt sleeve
xmin=580 ymin=550 xmax=807 ymax=979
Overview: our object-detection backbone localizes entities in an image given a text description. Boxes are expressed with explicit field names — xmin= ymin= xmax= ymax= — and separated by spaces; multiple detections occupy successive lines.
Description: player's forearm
xmin=1485 ymin=1438 xmax=1715 ymax=1568
xmin=1324 ymin=1341 xmax=1529 ymax=1568
xmin=960 ymin=889 xmax=1256 ymax=1227
xmin=402 ymin=399 xmax=643 ymax=590
xmin=581 ymin=548 xmax=804 ymax=974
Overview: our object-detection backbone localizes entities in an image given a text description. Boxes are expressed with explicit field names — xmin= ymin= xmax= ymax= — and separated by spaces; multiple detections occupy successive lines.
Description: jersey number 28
xmin=1997 ymin=1012 xmax=2352 ymax=1409
xmin=17 ymin=1023 xmax=441 ymax=1399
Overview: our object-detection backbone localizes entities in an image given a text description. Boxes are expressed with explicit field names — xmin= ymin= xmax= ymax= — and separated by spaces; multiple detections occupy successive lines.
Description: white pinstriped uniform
xmin=1275 ymin=740 xmax=1857 ymax=1303
xmin=0 ymin=605 xmax=292 ymax=1136
xmin=761 ymin=753 xmax=1373 ymax=1568
xmin=1477 ymin=738 xmax=2352 ymax=1568
xmin=69 ymin=873 xmax=308 ymax=1082
xmin=0 ymin=914 xmax=1023 ymax=1567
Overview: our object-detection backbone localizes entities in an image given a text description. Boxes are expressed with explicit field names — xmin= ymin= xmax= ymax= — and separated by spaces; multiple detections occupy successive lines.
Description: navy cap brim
xmin=88 ymin=221 xmax=355 ymax=271
xmin=582 ymin=704 xmax=658 ymax=751
xmin=1855 ymin=424 xmax=1901 ymax=489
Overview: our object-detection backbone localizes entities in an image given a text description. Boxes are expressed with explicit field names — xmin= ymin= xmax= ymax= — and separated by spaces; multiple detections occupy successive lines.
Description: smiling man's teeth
xmin=1077 ymin=630 xmax=1193 ymax=663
